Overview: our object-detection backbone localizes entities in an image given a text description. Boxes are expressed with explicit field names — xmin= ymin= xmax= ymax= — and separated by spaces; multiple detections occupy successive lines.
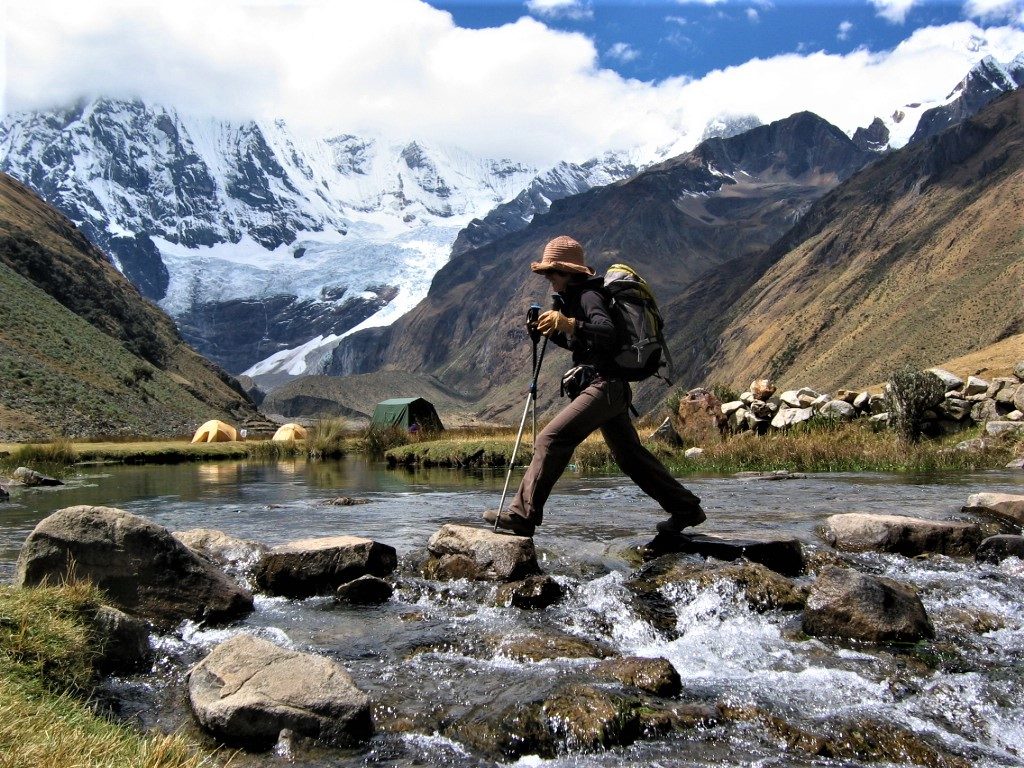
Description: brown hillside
xmin=0 ymin=172 xmax=259 ymax=439
xmin=705 ymin=90 xmax=1024 ymax=393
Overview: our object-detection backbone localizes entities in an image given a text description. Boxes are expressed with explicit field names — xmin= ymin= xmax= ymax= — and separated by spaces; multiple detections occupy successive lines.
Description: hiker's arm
xmin=571 ymin=291 xmax=617 ymax=353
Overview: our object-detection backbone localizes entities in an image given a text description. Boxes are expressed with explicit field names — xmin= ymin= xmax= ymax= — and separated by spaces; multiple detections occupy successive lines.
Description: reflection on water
xmin=2 ymin=458 xmax=1024 ymax=767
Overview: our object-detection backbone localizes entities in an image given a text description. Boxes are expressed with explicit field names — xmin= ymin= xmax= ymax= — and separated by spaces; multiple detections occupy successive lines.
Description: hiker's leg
xmin=601 ymin=383 xmax=702 ymax=514
xmin=508 ymin=381 xmax=620 ymax=525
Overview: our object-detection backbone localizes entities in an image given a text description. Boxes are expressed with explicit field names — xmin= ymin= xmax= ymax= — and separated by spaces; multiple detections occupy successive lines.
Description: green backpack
xmin=602 ymin=263 xmax=673 ymax=383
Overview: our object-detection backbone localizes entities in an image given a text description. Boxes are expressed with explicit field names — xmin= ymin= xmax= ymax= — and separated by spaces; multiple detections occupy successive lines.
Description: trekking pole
xmin=528 ymin=304 xmax=541 ymax=446
xmin=494 ymin=296 xmax=560 ymax=530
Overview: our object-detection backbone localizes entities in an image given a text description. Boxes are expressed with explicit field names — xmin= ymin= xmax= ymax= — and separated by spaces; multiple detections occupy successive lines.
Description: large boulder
xmin=15 ymin=506 xmax=253 ymax=629
xmin=819 ymin=400 xmax=856 ymax=420
xmin=963 ymin=493 xmax=1024 ymax=529
xmin=927 ymin=368 xmax=963 ymax=390
xmin=254 ymin=536 xmax=397 ymax=598
xmin=985 ymin=421 xmax=1024 ymax=437
xmin=802 ymin=566 xmax=934 ymax=643
xmin=188 ymin=634 xmax=372 ymax=750
xmin=822 ymin=513 xmax=982 ymax=557
xmin=771 ymin=406 xmax=814 ymax=430
xmin=975 ymin=535 xmax=1024 ymax=564
xmin=335 ymin=575 xmax=393 ymax=605
xmin=425 ymin=524 xmax=540 ymax=581
xmin=592 ymin=657 xmax=682 ymax=697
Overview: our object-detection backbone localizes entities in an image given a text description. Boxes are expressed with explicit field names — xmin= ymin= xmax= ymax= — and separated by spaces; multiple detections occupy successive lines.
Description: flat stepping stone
xmin=963 ymin=493 xmax=1024 ymax=529
xmin=425 ymin=524 xmax=540 ymax=581
xmin=254 ymin=536 xmax=397 ymax=598
xmin=823 ymin=513 xmax=982 ymax=557
xmin=639 ymin=532 xmax=804 ymax=576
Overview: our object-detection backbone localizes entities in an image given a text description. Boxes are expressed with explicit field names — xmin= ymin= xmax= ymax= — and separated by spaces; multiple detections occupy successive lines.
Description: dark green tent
xmin=370 ymin=397 xmax=444 ymax=431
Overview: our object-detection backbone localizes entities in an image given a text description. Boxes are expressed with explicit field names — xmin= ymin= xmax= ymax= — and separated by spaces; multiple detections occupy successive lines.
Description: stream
xmin=2 ymin=458 xmax=1023 ymax=767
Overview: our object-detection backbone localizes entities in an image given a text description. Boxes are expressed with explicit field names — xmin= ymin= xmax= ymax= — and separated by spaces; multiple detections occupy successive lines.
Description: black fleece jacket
xmin=547 ymin=276 xmax=620 ymax=375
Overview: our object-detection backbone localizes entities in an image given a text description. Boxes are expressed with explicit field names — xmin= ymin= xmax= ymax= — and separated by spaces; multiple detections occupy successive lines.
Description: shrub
xmin=362 ymin=424 xmax=409 ymax=458
xmin=3 ymin=440 xmax=77 ymax=471
xmin=884 ymin=366 xmax=945 ymax=443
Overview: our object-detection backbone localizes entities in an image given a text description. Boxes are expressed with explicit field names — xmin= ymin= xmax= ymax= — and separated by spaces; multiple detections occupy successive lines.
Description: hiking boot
xmin=655 ymin=507 xmax=706 ymax=536
xmin=482 ymin=508 xmax=535 ymax=537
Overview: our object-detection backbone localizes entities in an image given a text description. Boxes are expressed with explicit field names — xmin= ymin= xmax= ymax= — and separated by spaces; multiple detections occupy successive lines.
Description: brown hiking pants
xmin=507 ymin=378 xmax=702 ymax=526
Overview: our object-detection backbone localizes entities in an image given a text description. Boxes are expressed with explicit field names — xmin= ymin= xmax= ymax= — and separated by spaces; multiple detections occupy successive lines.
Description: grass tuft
xmin=0 ymin=584 xmax=219 ymax=768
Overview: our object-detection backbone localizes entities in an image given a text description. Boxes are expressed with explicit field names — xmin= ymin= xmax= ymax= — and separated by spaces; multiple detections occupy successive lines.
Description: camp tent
xmin=272 ymin=423 xmax=308 ymax=442
xmin=370 ymin=398 xmax=444 ymax=432
xmin=191 ymin=419 xmax=238 ymax=443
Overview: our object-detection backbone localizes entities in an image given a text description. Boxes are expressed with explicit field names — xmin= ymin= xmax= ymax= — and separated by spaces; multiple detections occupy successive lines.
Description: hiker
xmin=484 ymin=235 xmax=706 ymax=538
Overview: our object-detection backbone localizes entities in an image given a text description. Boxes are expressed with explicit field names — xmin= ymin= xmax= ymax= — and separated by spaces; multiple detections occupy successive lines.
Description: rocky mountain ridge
xmin=325 ymin=110 xmax=876 ymax=420
xmin=0 ymin=171 xmax=259 ymax=439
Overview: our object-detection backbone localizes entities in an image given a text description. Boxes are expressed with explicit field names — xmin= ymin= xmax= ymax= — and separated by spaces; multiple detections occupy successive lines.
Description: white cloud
xmin=674 ymin=0 xmax=726 ymax=5
xmin=964 ymin=0 xmax=1024 ymax=22
xmin=838 ymin=20 xmax=854 ymax=40
xmin=870 ymin=0 xmax=917 ymax=24
xmin=4 ymin=5 xmax=1024 ymax=168
xmin=746 ymin=8 xmax=760 ymax=22
xmin=607 ymin=42 xmax=641 ymax=62
xmin=525 ymin=0 xmax=593 ymax=21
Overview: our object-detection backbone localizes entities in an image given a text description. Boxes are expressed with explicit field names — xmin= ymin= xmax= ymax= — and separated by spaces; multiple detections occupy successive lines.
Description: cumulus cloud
xmin=606 ymin=42 xmax=641 ymax=62
xmin=964 ymin=0 xmax=1024 ymax=22
xmin=746 ymin=8 xmax=760 ymax=22
xmin=525 ymin=0 xmax=593 ymax=20
xmin=838 ymin=21 xmax=854 ymax=40
xmin=4 ymin=4 xmax=1024 ymax=167
xmin=871 ymin=0 xmax=918 ymax=23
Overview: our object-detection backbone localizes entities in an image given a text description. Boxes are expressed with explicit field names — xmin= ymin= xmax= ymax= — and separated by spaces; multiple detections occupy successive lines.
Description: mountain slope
xmin=327 ymin=111 xmax=874 ymax=419
xmin=0 ymin=172 xmax=259 ymax=440
xmin=705 ymin=89 xmax=1024 ymax=393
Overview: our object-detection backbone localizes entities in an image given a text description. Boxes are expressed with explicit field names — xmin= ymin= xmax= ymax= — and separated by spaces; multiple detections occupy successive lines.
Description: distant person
xmin=409 ymin=421 xmax=420 ymax=435
xmin=484 ymin=235 xmax=705 ymax=538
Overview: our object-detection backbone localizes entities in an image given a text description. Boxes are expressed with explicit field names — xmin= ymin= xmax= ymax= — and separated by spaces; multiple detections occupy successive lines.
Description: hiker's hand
xmin=537 ymin=310 xmax=574 ymax=337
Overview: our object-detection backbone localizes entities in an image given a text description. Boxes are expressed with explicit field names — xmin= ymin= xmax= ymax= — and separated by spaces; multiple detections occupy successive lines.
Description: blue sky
xmin=4 ymin=1 xmax=1023 ymax=165
xmin=431 ymin=0 xmax=972 ymax=80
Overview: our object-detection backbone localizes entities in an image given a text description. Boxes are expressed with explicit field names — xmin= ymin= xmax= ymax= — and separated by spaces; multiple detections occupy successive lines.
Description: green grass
xmin=0 ymin=584 xmax=219 ymax=768
xmin=385 ymin=421 xmax=1018 ymax=474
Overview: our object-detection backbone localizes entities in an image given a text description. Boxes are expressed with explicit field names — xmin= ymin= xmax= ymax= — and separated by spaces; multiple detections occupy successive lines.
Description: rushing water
xmin=2 ymin=458 xmax=1023 ymax=767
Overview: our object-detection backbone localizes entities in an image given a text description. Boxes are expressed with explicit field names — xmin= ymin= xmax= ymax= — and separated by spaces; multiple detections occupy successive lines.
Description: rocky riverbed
xmin=2 ymin=460 xmax=1024 ymax=766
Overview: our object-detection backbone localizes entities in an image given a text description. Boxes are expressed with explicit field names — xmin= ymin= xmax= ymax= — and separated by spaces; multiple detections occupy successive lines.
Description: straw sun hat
xmin=530 ymin=235 xmax=595 ymax=276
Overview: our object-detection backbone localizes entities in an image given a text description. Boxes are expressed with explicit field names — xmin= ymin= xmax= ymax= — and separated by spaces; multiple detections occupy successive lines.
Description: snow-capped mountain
xmin=0 ymin=98 xmax=539 ymax=373
xmin=857 ymin=53 xmax=1024 ymax=151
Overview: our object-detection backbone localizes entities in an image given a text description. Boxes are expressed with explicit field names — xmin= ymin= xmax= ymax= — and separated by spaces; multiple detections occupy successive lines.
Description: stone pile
xmin=700 ymin=363 xmax=1024 ymax=438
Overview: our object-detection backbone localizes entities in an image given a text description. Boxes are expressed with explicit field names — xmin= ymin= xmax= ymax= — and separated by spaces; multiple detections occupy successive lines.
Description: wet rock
xmin=12 ymin=466 xmax=63 ymax=487
xmin=592 ymin=656 xmax=682 ymax=697
xmin=173 ymin=528 xmax=268 ymax=583
xmin=963 ymin=492 xmax=1024 ymax=529
xmin=494 ymin=575 xmax=564 ymax=610
xmin=91 ymin=605 xmax=152 ymax=675
xmin=802 ymin=566 xmax=934 ymax=643
xmin=975 ymin=534 xmax=1024 ymax=564
xmin=649 ymin=560 xmax=807 ymax=612
xmin=447 ymin=683 xmax=714 ymax=761
xmin=421 ymin=552 xmax=480 ymax=580
xmin=734 ymin=470 xmax=806 ymax=481
xmin=15 ymin=506 xmax=253 ymax=629
xmin=425 ymin=524 xmax=540 ymax=582
xmin=188 ymin=634 xmax=372 ymax=750
xmin=323 ymin=496 xmax=371 ymax=506
xmin=487 ymin=630 xmax=614 ymax=662
xmin=822 ymin=513 xmax=982 ymax=557
xmin=640 ymin=531 xmax=804 ymax=576
xmin=254 ymin=536 xmax=397 ymax=598
xmin=751 ymin=710 xmax=971 ymax=768
xmin=335 ymin=574 xmax=393 ymax=605
xmin=0 ymin=483 xmax=9 ymax=501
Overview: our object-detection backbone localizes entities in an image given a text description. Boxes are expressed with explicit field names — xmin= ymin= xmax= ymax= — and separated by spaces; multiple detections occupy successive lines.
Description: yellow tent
xmin=272 ymin=423 xmax=308 ymax=442
xmin=191 ymin=419 xmax=238 ymax=443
